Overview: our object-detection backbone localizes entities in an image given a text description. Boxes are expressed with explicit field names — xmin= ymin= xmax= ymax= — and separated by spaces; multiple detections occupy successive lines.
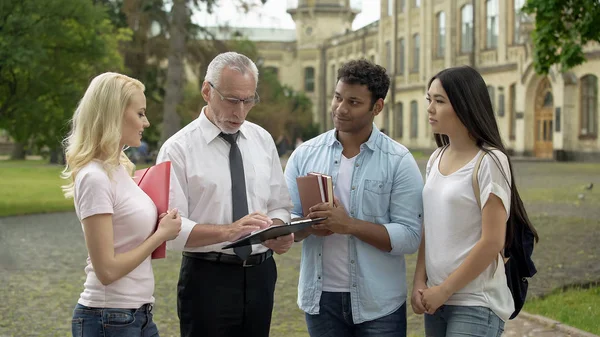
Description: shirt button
xmin=351 ymin=260 xmax=355 ymax=264
xmin=353 ymin=284 xmax=357 ymax=287
xmin=351 ymin=186 xmax=356 ymax=190
xmin=350 ymin=211 xmax=354 ymax=215
xmin=334 ymin=160 xmax=339 ymax=164
xmin=355 ymin=163 xmax=359 ymax=167
xmin=318 ymin=276 xmax=321 ymax=279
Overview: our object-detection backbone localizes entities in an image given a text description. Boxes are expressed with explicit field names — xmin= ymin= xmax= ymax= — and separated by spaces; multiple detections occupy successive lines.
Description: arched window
xmin=461 ymin=4 xmax=473 ymax=53
xmin=580 ymin=75 xmax=598 ymax=137
xmin=436 ymin=12 xmax=446 ymax=58
xmin=486 ymin=0 xmax=498 ymax=49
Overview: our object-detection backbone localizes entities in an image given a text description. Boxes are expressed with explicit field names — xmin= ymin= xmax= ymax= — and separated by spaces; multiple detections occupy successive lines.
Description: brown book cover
xmin=296 ymin=175 xmax=325 ymax=216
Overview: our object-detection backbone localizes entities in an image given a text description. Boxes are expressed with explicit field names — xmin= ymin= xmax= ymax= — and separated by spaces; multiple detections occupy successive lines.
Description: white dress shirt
xmin=156 ymin=107 xmax=293 ymax=254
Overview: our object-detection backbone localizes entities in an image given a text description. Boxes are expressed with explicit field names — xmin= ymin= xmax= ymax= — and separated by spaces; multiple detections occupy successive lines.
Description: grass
xmin=0 ymin=160 xmax=74 ymax=217
xmin=524 ymin=285 xmax=600 ymax=335
xmin=0 ymin=160 xmax=152 ymax=217
xmin=1 ymin=159 xmax=599 ymax=336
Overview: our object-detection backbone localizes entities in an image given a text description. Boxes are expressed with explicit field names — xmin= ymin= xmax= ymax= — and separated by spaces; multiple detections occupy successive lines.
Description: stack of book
xmin=296 ymin=172 xmax=333 ymax=216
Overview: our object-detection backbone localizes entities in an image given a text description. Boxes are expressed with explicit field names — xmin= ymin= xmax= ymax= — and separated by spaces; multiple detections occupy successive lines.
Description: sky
xmin=192 ymin=0 xmax=381 ymax=31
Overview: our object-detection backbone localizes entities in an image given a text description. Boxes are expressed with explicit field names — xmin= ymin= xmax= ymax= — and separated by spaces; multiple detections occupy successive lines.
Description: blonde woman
xmin=62 ymin=72 xmax=181 ymax=337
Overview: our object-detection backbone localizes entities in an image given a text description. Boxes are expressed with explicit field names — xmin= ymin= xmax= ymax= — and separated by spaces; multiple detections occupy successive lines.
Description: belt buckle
xmin=148 ymin=303 xmax=154 ymax=313
xmin=242 ymin=259 xmax=253 ymax=267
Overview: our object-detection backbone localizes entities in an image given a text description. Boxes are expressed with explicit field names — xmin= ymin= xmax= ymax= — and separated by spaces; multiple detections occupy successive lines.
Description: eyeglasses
xmin=208 ymin=82 xmax=260 ymax=108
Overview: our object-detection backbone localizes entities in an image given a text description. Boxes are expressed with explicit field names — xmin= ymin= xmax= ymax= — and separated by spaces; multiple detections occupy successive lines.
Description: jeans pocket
xmin=71 ymin=318 xmax=83 ymax=337
xmin=104 ymin=308 xmax=136 ymax=327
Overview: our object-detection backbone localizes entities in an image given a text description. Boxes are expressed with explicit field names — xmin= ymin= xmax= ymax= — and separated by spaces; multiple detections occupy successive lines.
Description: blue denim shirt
xmin=284 ymin=125 xmax=424 ymax=324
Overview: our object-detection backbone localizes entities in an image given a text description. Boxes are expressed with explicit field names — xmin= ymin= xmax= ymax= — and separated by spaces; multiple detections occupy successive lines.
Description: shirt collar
xmin=198 ymin=106 xmax=248 ymax=144
xmin=327 ymin=122 xmax=381 ymax=150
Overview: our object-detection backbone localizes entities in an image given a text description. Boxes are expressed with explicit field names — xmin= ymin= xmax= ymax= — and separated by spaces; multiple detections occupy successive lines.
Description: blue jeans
xmin=71 ymin=303 xmax=159 ymax=337
xmin=424 ymin=305 xmax=504 ymax=337
xmin=305 ymin=292 xmax=407 ymax=337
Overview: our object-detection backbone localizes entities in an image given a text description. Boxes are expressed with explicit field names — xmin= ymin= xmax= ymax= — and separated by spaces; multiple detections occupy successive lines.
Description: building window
xmin=461 ymin=4 xmax=473 ymax=53
xmin=487 ymin=86 xmax=496 ymax=111
xmin=397 ymin=38 xmax=405 ymax=74
xmin=395 ymin=102 xmax=404 ymax=138
xmin=304 ymin=67 xmax=315 ymax=92
xmin=513 ymin=0 xmax=526 ymax=44
xmin=410 ymin=100 xmax=418 ymax=138
xmin=436 ymin=12 xmax=446 ymax=58
xmin=388 ymin=0 xmax=393 ymax=16
xmin=414 ymin=0 xmax=420 ymax=8
xmin=580 ymin=74 xmax=598 ymax=137
xmin=412 ymin=34 xmax=420 ymax=73
xmin=398 ymin=0 xmax=405 ymax=13
xmin=486 ymin=0 xmax=499 ymax=49
xmin=509 ymin=83 xmax=516 ymax=140
xmin=498 ymin=87 xmax=505 ymax=117
xmin=385 ymin=41 xmax=392 ymax=73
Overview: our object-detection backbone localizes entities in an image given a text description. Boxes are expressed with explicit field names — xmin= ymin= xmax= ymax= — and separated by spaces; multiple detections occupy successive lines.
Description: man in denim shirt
xmin=284 ymin=59 xmax=424 ymax=337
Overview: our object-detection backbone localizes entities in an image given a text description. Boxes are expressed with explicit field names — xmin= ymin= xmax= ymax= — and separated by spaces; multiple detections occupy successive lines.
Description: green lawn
xmin=0 ymin=160 xmax=74 ymax=217
xmin=524 ymin=285 xmax=600 ymax=335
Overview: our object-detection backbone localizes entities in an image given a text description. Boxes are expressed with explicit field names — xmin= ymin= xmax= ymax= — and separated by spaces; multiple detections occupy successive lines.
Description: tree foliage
xmin=0 ymin=0 xmax=128 ymax=159
xmin=523 ymin=0 xmax=600 ymax=74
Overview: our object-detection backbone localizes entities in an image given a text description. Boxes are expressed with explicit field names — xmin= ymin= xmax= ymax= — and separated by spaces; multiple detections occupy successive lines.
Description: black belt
xmin=182 ymin=249 xmax=273 ymax=267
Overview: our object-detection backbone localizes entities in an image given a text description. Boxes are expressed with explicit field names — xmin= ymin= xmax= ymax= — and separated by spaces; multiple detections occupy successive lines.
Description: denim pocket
xmin=362 ymin=179 xmax=392 ymax=217
xmin=104 ymin=308 xmax=136 ymax=327
xmin=71 ymin=317 xmax=83 ymax=337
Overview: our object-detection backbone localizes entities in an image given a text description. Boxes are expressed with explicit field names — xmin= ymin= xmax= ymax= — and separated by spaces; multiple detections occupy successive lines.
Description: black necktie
xmin=220 ymin=132 xmax=252 ymax=260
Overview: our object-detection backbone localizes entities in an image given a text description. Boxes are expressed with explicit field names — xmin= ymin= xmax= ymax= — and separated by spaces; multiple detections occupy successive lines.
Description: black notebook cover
xmin=222 ymin=217 xmax=327 ymax=249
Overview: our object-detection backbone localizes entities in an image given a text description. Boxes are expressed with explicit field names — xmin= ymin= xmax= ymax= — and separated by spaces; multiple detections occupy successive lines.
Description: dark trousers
xmin=177 ymin=254 xmax=277 ymax=337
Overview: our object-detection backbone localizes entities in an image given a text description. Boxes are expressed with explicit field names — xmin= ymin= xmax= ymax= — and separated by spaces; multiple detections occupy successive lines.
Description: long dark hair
xmin=428 ymin=66 xmax=539 ymax=250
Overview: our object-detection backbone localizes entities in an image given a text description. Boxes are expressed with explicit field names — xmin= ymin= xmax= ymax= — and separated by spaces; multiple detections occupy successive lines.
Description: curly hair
xmin=337 ymin=59 xmax=390 ymax=107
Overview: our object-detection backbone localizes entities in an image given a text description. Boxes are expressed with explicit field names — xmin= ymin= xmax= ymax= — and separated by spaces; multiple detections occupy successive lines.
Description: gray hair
xmin=205 ymin=52 xmax=259 ymax=87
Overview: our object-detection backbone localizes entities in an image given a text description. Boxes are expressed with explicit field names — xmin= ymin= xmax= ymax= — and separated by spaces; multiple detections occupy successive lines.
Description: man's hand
xmin=225 ymin=212 xmax=272 ymax=242
xmin=307 ymin=198 xmax=356 ymax=235
xmin=263 ymin=233 xmax=294 ymax=254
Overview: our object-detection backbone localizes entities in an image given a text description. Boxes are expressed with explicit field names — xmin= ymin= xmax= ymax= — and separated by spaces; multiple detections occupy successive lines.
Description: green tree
xmin=523 ymin=0 xmax=600 ymax=74
xmin=0 ymin=0 xmax=128 ymax=160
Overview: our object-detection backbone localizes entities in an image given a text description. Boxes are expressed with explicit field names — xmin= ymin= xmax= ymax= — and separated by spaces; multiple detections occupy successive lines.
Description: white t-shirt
xmin=423 ymin=148 xmax=515 ymax=321
xmin=73 ymin=161 xmax=157 ymax=309
xmin=322 ymin=155 xmax=355 ymax=292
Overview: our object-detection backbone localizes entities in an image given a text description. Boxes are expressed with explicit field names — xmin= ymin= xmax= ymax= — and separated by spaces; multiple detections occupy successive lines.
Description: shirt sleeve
xmin=266 ymin=138 xmax=293 ymax=222
xmin=477 ymin=150 xmax=512 ymax=220
xmin=156 ymin=140 xmax=195 ymax=251
xmin=283 ymin=147 xmax=304 ymax=220
xmin=383 ymin=152 xmax=424 ymax=256
xmin=75 ymin=170 xmax=114 ymax=220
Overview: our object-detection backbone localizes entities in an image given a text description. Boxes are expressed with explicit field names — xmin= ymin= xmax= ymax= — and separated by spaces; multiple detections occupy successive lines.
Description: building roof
xmin=198 ymin=26 xmax=297 ymax=42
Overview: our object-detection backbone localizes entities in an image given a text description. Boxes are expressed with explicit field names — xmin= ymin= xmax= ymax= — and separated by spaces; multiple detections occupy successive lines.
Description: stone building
xmin=217 ymin=0 xmax=600 ymax=160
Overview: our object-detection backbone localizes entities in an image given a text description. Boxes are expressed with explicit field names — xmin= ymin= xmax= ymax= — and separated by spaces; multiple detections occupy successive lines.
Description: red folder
xmin=133 ymin=161 xmax=171 ymax=259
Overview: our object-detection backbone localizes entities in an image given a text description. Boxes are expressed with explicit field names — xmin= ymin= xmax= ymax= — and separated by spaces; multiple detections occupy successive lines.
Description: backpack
xmin=430 ymin=146 xmax=537 ymax=319
xmin=472 ymin=150 xmax=537 ymax=320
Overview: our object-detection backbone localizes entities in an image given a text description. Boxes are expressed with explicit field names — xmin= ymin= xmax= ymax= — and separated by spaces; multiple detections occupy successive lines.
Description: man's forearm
xmin=185 ymin=224 xmax=231 ymax=248
xmin=349 ymin=219 xmax=392 ymax=252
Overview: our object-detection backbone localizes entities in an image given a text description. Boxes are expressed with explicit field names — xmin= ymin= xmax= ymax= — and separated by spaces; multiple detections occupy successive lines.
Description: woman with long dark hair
xmin=411 ymin=66 xmax=539 ymax=336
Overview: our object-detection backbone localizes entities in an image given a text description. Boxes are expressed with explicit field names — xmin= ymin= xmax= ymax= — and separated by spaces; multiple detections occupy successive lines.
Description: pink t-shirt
xmin=73 ymin=161 xmax=157 ymax=309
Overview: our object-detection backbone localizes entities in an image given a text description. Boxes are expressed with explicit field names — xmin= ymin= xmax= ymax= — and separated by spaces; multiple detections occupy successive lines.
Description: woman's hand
xmin=156 ymin=208 xmax=181 ymax=241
